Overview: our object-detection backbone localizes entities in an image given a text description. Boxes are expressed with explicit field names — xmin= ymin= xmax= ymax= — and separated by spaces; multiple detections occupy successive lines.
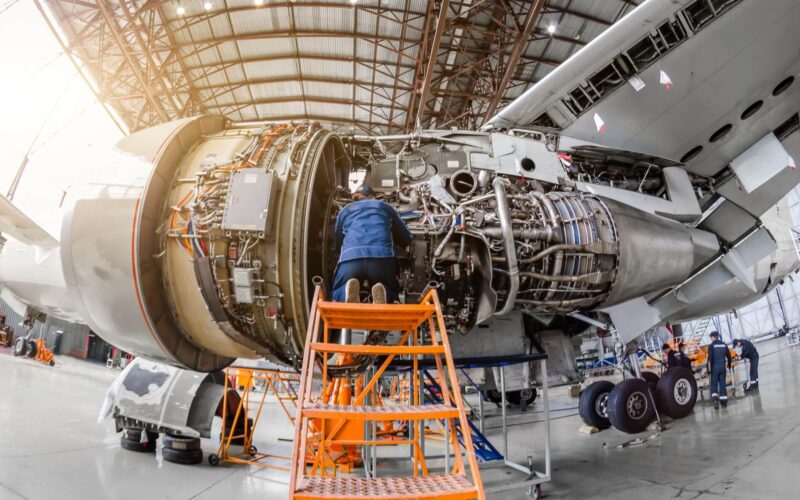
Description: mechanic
xmin=662 ymin=342 xmax=691 ymax=369
xmin=732 ymin=338 xmax=760 ymax=392
xmin=331 ymin=185 xmax=413 ymax=304
xmin=707 ymin=331 xmax=733 ymax=409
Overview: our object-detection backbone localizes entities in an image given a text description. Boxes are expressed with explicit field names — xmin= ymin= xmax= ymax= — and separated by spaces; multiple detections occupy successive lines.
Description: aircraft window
xmin=709 ymin=124 xmax=732 ymax=143
xmin=740 ymin=100 xmax=763 ymax=120
xmin=680 ymin=145 xmax=703 ymax=163
xmin=773 ymin=76 xmax=795 ymax=96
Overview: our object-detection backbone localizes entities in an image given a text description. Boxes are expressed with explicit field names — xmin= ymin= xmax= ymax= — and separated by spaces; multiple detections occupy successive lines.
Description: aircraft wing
xmin=484 ymin=0 xmax=800 ymax=180
xmin=0 ymin=194 xmax=58 ymax=247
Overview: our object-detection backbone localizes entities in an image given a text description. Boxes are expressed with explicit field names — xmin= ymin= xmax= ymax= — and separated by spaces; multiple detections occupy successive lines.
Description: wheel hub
xmin=674 ymin=378 xmax=692 ymax=405
xmin=595 ymin=393 xmax=609 ymax=418
xmin=626 ymin=391 xmax=648 ymax=420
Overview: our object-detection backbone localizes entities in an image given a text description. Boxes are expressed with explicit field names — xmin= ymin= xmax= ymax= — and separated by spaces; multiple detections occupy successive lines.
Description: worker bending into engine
xmin=733 ymin=338 xmax=760 ymax=392
xmin=707 ymin=331 xmax=733 ymax=409
xmin=332 ymin=185 xmax=413 ymax=304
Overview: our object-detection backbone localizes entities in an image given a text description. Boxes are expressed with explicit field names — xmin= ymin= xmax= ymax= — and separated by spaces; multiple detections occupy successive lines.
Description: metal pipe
xmin=493 ymin=177 xmax=519 ymax=315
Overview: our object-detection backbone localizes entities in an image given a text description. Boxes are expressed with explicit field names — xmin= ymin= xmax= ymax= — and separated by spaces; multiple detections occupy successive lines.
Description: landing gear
xmin=578 ymin=380 xmax=614 ymax=429
xmin=607 ymin=378 xmax=655 ymax=434
xmin=655 ymin=367 xmax=697 ymax=418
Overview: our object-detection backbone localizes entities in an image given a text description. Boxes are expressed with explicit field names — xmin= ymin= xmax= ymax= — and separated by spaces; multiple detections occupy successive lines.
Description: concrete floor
xmin=0 ymin=338 xmax=799 ymax=499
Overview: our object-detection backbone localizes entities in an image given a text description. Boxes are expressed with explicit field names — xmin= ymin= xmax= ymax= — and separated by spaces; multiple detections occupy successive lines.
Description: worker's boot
xmin=345 ymin=279 xmax=360 ymax=303
xmin=720 ymin=398 xmax=728 ymax=409
xmin=712 ymin=395 xmax=719 ymax=409
xmin=371 ymin=283 xmax=387 ymax=305
xmin=745 ymin=382 xmax=759 ymax=393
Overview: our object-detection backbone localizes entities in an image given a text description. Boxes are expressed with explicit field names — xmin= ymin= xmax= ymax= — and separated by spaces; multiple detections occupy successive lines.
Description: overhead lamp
xmin=547 ymin=23 xmax=557 ymax=34
xmin=176 ymin=5 xmax=186 ymax=16
xmin=350 ymin=0 xmax=359 ymax=4
xmin=254 ymin=0 xmax=264 ymax=6
xmin=204 ymin=1 xmax=212 ymax=10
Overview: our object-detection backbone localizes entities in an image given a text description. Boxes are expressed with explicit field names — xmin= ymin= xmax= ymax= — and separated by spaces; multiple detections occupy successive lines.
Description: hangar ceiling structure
xmin=36 ymin=0 xmax=638 ymax=135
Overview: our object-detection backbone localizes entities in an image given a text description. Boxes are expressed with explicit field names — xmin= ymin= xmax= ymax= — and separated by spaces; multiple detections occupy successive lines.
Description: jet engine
xmin=41 ymin=116 xmax=704 ymax=371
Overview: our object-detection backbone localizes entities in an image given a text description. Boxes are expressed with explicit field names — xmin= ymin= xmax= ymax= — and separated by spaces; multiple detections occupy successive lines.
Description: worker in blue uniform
xmin=331 ymin=185 xmax=413 ymax=304
xmin=707 ymin=331 xmax=733 ymax=409
xmin=733 ymin=338 xmax=760 ymax=392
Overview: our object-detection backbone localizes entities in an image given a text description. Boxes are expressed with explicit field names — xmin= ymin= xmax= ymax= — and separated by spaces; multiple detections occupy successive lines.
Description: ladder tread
xmin=294 ymin=474 xmax=478 ymax=499
xmin=302 ymin=403 xmax=458 ymax=421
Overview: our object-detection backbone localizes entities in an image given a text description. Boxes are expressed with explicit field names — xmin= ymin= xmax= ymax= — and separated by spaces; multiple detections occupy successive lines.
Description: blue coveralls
xmin=738 ymin=339 xmax=759 ymax=385
xmin=331 ymin=199 xmax=413 ymax=303
xmin=707 ymin=339 xmax=733 ymax=404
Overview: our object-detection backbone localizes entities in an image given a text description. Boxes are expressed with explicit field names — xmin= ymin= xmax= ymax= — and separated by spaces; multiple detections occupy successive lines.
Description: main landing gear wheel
xmin=655 ymin=367 xmax=698 ymax=418
xmin=507 ymin=388 xmax=538 ymax=406
xmin=163 ymin=447 xmax=203 ymax=465
xmin=607 ymin=378 xmax=655 ymax=434
xmin=25 ymin=340 xmax=37 ymax=358
xmin=578 ymin=380 xmax=614 ymax=430
xmin=485 ymin=390 xmax=503 ymax=405
xmin=13 ymin=337 xmax=26 ymax=356
xmin=640 ymin=371 xmax=659 ymax=392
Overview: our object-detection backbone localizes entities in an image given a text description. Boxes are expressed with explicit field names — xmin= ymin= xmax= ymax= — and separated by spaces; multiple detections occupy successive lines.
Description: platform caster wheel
xmin=248 ymin=446 xmax=257 ymax=455
xmin=208 ymin=454 xmax=220 ymax=466
xmin=49 ymin=359 xmax=55 ymax=366
xmin=528 ymin=484 xmax=541 ymax=499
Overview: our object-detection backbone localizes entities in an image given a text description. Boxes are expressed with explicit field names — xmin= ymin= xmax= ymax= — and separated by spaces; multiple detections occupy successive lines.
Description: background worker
xmin=331 ymin=185 xmax=413 ymax=304
xmin=707 ymin=331 xmax=733 ymax=409
xmin=677 ymin=342 xmax=693 ymax=369
xmin=662 ymin=342 xmax=692 ymax=369
xmin=733 ymin=338 xmax=760 ymax=392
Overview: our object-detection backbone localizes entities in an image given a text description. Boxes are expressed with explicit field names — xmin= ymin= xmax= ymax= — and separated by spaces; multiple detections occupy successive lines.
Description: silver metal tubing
xmin=493 ymin=177 xmax=519 ymax=315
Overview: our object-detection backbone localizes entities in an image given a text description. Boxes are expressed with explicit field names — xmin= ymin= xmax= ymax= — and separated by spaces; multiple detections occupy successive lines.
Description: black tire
xmin=506 ymin=388 xmax=537 ymax=406
xmin=484 ymin=390 xmax=502 ymax=404
xmin=641 ymin=371 xmax=659 ymax=392
xmin=120 ymin=428 xmax=158 ymax=453
xmin=579 ymin=380 xmax=614 ymax=429
xmin=208 ymin=454 xmax=220 ymax=466
xmin=655 ymin=367 xmax=698 ymax=418
xmin=163 ymin=434 xmax=201 ymax=452
xmin=25 ymin=340 xmax=37 ymax=358
xmin=163 ymin=447 xmax=203 ymax=465
xmin=13 ymin=337 xmax=26 ymax=356
xmin=221 ymin=417 xmax=253 ymax=445
xmin=607 ymin=378 xmax=656 ymax=434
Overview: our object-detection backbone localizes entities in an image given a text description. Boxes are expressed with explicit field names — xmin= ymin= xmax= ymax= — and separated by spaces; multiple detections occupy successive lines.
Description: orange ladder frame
xmin=289 ymin=285 xmax=486 ymax=500
xmin=212 ymin=367 xmax=302 ymax=470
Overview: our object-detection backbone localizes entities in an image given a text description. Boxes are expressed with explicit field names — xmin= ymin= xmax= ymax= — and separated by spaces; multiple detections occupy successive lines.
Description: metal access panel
xmin=222 ymin=169 xmax=277 ymax=234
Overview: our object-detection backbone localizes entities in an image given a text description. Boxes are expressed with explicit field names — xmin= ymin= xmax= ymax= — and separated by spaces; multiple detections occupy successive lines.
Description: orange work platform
xmin=209 ymin=368 xmax=301 ymax=469
xmin=289 ymin=285 xmax=486 ymax=500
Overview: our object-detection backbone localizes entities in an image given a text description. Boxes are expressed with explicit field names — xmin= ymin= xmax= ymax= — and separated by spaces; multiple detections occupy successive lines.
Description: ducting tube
xmin=492 ymin=177 xmax=519 ymax=315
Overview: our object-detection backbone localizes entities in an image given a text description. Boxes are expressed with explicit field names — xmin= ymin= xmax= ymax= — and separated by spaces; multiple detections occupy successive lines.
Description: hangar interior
xmin=1 ymin=1 xmax=800 ymax=499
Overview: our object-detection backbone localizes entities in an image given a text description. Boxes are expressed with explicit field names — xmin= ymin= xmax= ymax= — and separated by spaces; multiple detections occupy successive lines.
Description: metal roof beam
xmin=482 ymin=0 xmax=546 ymax=122
xmin=413 ymin=0 xmax=450 ymax=128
